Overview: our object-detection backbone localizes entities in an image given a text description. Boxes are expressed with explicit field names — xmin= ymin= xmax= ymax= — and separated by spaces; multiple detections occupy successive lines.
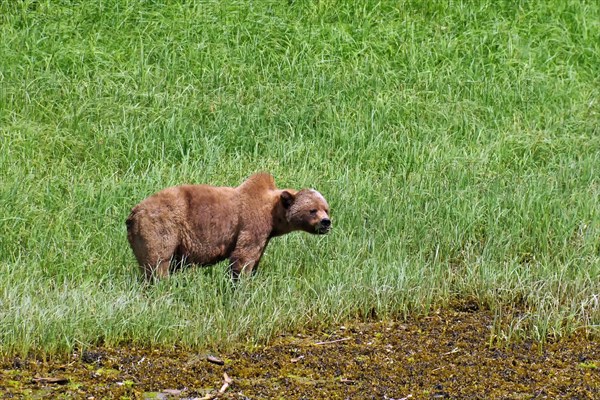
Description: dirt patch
xmin=2 ymin=308 xmax=599 ymax=399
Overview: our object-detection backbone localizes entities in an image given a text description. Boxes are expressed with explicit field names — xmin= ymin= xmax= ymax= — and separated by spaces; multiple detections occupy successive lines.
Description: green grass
xmin=1 ymin=0 xmax=599 ymax=356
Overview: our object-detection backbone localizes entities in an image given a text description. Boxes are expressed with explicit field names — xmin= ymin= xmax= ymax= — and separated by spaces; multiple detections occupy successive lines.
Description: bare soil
xmin=2 ymin=306 xmax=599 ymax=399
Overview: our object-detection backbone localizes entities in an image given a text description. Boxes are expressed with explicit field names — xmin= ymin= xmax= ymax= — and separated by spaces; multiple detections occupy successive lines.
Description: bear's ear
xmin=280 ymin=191 xmax=295 ymax=209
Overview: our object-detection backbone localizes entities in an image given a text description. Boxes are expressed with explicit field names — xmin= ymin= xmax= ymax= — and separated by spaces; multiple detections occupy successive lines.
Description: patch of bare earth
xmin=2 ymin=307 xmax=599 ymax=399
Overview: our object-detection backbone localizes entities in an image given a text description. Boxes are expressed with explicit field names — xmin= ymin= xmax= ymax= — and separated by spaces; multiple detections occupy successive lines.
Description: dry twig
xmin=442 ymin=347 xmax=460 ymax=356
xmin=199 ymin=372 xmax=233 ymax=400
xmin=207 ymin=355 xmax=225 ymax=365
xmin=31 ymin=377 xmax=69 ymax=384
xmin=314 ymin=337 xmax=351 ymax=345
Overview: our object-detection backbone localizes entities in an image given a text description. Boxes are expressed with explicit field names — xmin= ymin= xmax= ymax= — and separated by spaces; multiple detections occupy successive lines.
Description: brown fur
xmin=126 ymin=173 xmax=331 ymax=281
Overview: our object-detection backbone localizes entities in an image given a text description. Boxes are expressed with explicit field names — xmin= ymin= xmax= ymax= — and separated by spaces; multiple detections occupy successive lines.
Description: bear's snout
xmin=317 ymin=218 xmax=331 ymax=234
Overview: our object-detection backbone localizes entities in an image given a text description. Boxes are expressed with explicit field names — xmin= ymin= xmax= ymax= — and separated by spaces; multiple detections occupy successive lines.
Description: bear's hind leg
xmin=127 ymin=206 xmax=182 ymax=282
xmin=130 ymin=235 xmax=179 ymax=282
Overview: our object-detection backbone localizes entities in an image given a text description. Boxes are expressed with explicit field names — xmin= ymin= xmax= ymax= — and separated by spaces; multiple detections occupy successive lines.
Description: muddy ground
xmin=2 ymin=305 xmax=599 ymax=399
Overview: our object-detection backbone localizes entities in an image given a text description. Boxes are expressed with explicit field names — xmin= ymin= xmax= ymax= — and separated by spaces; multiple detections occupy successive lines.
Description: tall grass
xmin=1 ymin=0 xmax=599 ymax=355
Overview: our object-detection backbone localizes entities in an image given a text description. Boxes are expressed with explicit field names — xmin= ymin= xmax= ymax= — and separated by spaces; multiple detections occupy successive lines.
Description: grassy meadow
xmin=1 ymin=0 xmax=599 ymax=356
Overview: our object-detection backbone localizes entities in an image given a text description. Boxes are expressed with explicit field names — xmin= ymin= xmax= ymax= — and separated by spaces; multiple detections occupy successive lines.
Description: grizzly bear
xmin=126 ymin=173 xmax=331 ymax=281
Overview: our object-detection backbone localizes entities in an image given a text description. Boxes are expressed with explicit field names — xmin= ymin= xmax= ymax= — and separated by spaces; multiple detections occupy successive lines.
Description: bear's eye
xmin=310 ymin=209 xmax=317 ymax=215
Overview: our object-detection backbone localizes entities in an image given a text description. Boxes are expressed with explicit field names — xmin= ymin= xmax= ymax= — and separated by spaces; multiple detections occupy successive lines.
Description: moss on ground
xmin=2 ymin=307 xmax=598 ymax=399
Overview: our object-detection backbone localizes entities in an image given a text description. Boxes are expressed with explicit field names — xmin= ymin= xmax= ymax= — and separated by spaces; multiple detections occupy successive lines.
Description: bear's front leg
xmin=229 ymin=233 xmax=269 ymax=280
xmin=229 ymin=248 xmax=266 ymax=280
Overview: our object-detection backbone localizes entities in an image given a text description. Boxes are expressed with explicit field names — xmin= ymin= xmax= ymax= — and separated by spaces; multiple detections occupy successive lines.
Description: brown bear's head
xmin=281 ymin=189 xmax=331 ymax=235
